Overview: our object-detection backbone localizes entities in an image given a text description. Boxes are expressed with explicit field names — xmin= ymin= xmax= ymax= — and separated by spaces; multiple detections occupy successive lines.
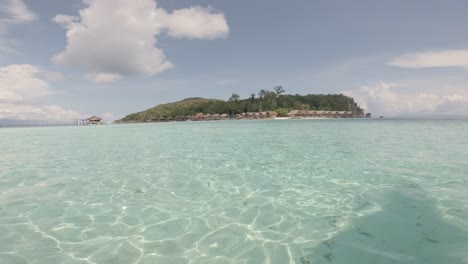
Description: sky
xmin=1 ymin=0 xmax=468 ymax=121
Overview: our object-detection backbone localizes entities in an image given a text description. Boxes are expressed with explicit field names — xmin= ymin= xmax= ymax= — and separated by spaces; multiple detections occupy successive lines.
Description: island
xmin=118 ymin=87 xmax=367 ymax=123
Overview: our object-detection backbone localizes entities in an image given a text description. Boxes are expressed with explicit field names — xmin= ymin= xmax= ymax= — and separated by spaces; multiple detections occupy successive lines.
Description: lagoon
xmin=1 ymin=118 xmax=468 ymax=263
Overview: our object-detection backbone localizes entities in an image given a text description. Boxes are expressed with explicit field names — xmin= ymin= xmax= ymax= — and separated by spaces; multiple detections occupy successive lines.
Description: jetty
xmin=0 ymin=116 xmax=103 ymax=129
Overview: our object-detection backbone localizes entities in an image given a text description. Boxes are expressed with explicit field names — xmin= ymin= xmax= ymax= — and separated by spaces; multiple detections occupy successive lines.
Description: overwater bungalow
xmin=87 ymin=116 xmax=102 ymax=125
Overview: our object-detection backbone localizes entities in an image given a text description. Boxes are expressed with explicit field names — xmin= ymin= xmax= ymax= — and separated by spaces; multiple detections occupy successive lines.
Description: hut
xmin=220 ymin=114 xmax=229 ymax=120
xmin=212 ymin=114 xmax=220 ymax=120
xmin=260 ymin=112 xmax=268 ymax=119
xmin=316 ymin=110 xmax=326 ymax=117
xmin=297 ymin=110 xmax=309 ymax=117
xmin=205 ymin=114 xmax=212 ymax=120
xmin=266 ymin=111 xmax=278 ymax=118
xmin=337 ymin=111 xmax=346 ymax=118
xmin=193 ymin=113 xmax=205 ymax=121
xmin=306 ymin=110 xmax=317 ymax=117
xmin=87 ymin=116 xmax=102 ymax=125
xmin=288 ymin=110 xmax=300 ymax=118
xmin=346 ymin=111 xmax=353 ymax=118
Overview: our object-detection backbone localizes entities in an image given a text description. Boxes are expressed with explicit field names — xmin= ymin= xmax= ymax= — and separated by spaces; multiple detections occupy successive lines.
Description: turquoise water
xmin=1 ymin=119 xmax=468 ymax=264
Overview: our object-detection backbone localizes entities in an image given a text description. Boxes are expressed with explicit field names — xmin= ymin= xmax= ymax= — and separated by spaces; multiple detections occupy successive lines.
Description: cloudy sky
xmin=1 ymin=0 xmax=468 ymax=121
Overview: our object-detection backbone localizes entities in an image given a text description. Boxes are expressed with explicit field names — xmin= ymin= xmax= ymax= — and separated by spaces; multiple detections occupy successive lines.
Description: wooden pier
xmin=0 ymin=119 xmax=95 ymax=129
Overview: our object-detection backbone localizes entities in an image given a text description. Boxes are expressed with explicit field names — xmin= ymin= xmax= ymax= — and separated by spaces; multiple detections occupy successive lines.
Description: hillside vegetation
xmin=119 ymin=87 xmax=364 ymax=122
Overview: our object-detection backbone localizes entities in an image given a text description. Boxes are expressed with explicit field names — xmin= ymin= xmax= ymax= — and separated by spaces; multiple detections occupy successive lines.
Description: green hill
xmin=119 ymin=90 xmax=365 ymax=122
xmin=119 ymin=98 xmax=227 ymax=122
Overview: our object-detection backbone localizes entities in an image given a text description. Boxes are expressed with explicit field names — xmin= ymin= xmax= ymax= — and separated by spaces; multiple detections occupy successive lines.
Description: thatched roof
xmin=194 ymin=113 xmax=204 ymax=118
xmin=87 ymin=116 xmax=102 ymax=121
xmin=288 ymin=110 xmax=299 ymax=115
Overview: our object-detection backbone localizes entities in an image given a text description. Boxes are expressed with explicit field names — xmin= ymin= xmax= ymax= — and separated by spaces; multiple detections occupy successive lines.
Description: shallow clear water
xmin=1 ymin=119 xmax=468 ymax=264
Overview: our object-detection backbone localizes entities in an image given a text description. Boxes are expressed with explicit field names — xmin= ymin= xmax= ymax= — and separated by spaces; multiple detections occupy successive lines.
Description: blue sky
xmin=1 ymin=0 xmax=468 ymax=121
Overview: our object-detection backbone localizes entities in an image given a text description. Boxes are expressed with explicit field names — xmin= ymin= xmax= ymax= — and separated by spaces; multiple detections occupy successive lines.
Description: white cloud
xmin=155 ymin=6 xmax=229 ymax=39
xmin=0 ymin=0 xmax=37 ymax=55
xmin=0 ymin=64 xmax=53 ymax=102
xmin=389 ymin=50 xmax=468 ymax=68
xmin=85 ymin=73 xmax=122 ymax=84
xmin=341 ymin=83 xmax=468 ymax=115
xmin=53 ymin=0 xmax=229 ymax=83
xmin=0 ymin=64 xmax=84 ymax=121
xmin=0 ymin=0 xmax=36 ymax=24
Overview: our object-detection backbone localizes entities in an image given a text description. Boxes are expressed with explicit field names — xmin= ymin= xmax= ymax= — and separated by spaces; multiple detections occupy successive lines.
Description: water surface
xmin=1 ymin=119 xmax=467 ymax=263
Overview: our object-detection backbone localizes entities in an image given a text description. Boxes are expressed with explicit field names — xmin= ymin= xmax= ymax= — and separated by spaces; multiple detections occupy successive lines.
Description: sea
xmin=1 ymin=118 xmax=467 ymax=264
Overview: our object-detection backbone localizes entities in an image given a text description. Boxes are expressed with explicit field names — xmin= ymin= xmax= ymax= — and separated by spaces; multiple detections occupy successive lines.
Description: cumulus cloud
xmin=53 ymin=0 xmax=229 ymax=83
xmin=388 ymin=50 xmax=468 ymax=68
xmin=0 ymin=64 xmax=84 ymax=121
xmin=0 ymin=0 xmax=37 ymax=55
xmin=341 ymin=83 xmax=468 ymax=115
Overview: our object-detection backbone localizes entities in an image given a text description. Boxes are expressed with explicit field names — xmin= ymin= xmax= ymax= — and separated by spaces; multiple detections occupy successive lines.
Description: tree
xmin=274 ymin=86 xmax=285 ymax=96
xmin=258 ymin=89 xmax=267 ymax=111
xmin=228 ymin=93 xmax=241 ymax=116
xmin=276 ymin=108 xmax=289 ymax=117
xmin=229 ymin=93 xmax=240 ymax=102
xmin=274 ymin=86 xmax=286 ymax=107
